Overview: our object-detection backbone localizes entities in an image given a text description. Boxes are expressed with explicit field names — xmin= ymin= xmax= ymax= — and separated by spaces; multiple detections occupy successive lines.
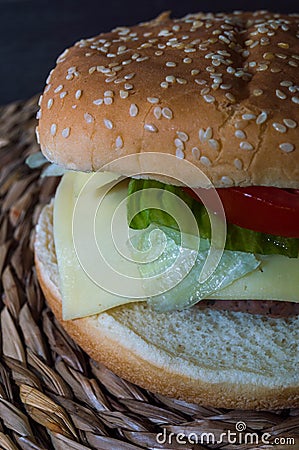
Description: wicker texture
xmin=0 ymin=97 xmax=298 ymax=449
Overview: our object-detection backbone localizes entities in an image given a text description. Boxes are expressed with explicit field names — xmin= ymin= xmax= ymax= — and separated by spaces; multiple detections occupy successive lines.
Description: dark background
xmin=1 ymin=0 xmax=298 ymax=105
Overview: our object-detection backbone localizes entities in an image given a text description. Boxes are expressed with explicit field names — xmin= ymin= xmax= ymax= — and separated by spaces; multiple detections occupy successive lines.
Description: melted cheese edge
xmin=54 ymin=172 xmax=299 ymax=320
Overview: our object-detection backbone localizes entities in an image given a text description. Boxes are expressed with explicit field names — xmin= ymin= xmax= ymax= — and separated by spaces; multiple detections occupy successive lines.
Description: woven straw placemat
xmin=0 ymin=96 xmax=298 ymax=450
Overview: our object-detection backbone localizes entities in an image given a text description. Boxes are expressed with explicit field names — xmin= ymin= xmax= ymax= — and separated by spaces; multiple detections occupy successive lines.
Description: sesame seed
xmin=75 ymin=89 xmax=82 ymax=99
xmin=104 ymin=97 xmax=113 ymax=105
xmin=166 ymin=61 xmax=177 ymax=67
xmin=270 ymin=67 xmax=282 ymax=73
xmin=56 ymin=48 xmax=69 ymax=63
xmin=201 ymin=87 xmax=210 ymax=95
xmin=177 ymin=131 xmax=189 ymax=142
xmin=60 ymin=91 xmax=67 ymax=99
xmin=46 ymin=70 xmax=53 ymax=84
xmin=234 ymin=158 xmax=243 ymax=170
xmin=106 ymin=77 xmax=116 ymax=83
xmin=98 ymin=66 xmax=110 ymax=74
xmin=227 ymin=66 xmax=235 ymax=74
xmin=162 ymin=107 xmax=173 ymax=119
xmin=93 ymin=99 xmax=103 ymax=106
xmin=104 ymin=90 xmax=114 ymax=97
xmin=277 ymin=42 xmax=289 ymax=49
xmin=136 ymin=56 xmax=149 ymax=62
xmin=253 ymin=89 xmax=264 ymax=97
xmin=283 ymin=118 xmax=297 ymax=129
xmin=36 ymin=110 xmax=41 ymax=119
xmin=166 ymin=75 xmax=176 ymax=83
xmin=276 ymin=53 xmax=287 ymax=60
xmin=276 ymin=89 xmax=287 ymax=100
xmin=116 ymin=136 xmax=123 ymax=148
xmin=38 ymin=95 xmax=43 ymax=106
xmin=256 ymin=111 xmax=268 ymax=125
xmin=200 ymin=156 xmax=212 ymax=166
xmin=160 ymin=81 xmax=169 ymax=88
xmin=120 ymin=90 xmax=128 ymax=99
xmin=204 ymin=127 xmax=213 ymax=140
xmin=129 ymin=104 xmax=139 ymax=117
xmin=144 ymin=124 xmax=158 ymax=133
xmin=235 ymin=130 xmax=246 ymax=139
xmin=291 ymin=96 xmax=299 ymax=104
xmin=221 ymin=176 xmax=234 ymax=186
xmin=242 ymin=113 xmax=256 ymax=120
xmin=279 ymin=143 xmax=295 ymax=153
xmin=203 ymin=94 xmax=215 ymax=103
xmin=208 ymin=139 xmax=220 ymax=150
xmin=273 ymin=122 xmax=287 ymax=133
xmin=192 ymin=147 xmax=200 ymax=159
xmin=153 ymin=107 xmax=162 ymax=119
xmin=240 ymin=141 xmax=254 ymax=151
xmin=225 ymin=92 xmax=235 ymax=102
xmin=220 ymin=84 xmax=232 ymax=90
xmin=183 ymin=57 xmax=192 ymax=63
xmin=159 ymin=29 xmax=172 ymax=37
xmin=54 ymin=85 xmax=63 ymax=93
xmin=176 ymin=78 xmax=187 ymax=84
xmin=199 ymin=128 xmax=205 ymax=143
xmin=195 ymin=79 xmax=206 ymax=85
xmin=47 ymin=98 xmax=53 ymax=109
xmin=174 ymin=138 xmax=184 ymax=149
xmin=104 ymin=119 xmax=113 ymax=129
xmin=124 ymin=73 xmax=135 ymax=80
xmin=280 ymin=80 xmax=293 ymax=87
xmin=62 ymin=127 xmax=70 ymax=138
xmin=84 ymin=113 xmax=94 ymax=124
xmin=175 ymin=148 xmax=185 ymax=159
xmin=35 ymin=127 xmax=40 ymax=144
xmin=124 ymin=83 xmax=133 ymax=90
xmin=219 ymin=35 xmax=230 ymax=44
xmin=263 ymin=52 xmax=274 ymax=60
xmin=147 ymin=97 xmax=159 ymax=104
xmin=50 ymin=124 xmax=57 ymax=136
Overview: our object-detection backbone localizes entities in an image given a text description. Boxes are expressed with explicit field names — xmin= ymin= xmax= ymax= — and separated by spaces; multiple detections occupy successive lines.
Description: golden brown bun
xmin=34 ymin=202 xmax=299 ymax=410
xmin=37 ymin=10 xmax=299 ymax=188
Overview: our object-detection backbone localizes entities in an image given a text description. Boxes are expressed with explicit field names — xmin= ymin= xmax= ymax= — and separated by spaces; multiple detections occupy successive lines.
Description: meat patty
xmin=196 ymin=299 xmax=299 ymax=317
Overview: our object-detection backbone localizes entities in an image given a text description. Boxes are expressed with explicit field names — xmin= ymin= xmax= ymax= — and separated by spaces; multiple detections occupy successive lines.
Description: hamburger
xmin=34 ymin=10 xmax=299 ymax=410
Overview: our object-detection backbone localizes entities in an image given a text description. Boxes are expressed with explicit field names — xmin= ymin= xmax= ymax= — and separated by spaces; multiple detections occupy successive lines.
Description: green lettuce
xmin=135 ymin=225 xmax=260 ymax=312
xmin=127 ymin=178 xmax=299 ymax=258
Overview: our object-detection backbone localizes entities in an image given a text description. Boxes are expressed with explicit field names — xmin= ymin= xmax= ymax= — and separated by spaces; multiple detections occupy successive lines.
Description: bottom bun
xmin=34 ymin=202 xmax=299 ymax=410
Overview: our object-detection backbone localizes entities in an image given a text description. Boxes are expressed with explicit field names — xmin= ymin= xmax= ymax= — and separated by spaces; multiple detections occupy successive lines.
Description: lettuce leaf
xmin=135 ymin=225 xmax=260 ymax=312
xmin=127 ymin=178 xmax=299 ymax=258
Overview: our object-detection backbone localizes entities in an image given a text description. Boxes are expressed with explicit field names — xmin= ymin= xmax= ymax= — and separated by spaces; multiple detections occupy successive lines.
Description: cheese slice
xmin=54 ymin=171 xmax=299 ymax=320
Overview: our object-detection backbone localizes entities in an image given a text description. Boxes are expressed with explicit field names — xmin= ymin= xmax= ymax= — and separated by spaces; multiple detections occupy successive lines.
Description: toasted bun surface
xmin=34 ymin=202 xmax=299 ymax=410
xmin=37 ymin=11 xmax=299 ymax=188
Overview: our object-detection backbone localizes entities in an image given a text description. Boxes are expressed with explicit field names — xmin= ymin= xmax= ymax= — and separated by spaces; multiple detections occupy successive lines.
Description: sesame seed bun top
xmin=37 ymin=10 xmax=299 ymax=188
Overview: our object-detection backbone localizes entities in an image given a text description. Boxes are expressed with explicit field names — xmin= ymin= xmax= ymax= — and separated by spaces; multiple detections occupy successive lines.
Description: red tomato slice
xmin=183 ymin=187 xmax=299 ymax=238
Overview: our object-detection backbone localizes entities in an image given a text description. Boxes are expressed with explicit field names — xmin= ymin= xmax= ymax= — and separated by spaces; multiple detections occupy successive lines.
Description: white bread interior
xmin=34 ymin=202 xmax=299 ymax=410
